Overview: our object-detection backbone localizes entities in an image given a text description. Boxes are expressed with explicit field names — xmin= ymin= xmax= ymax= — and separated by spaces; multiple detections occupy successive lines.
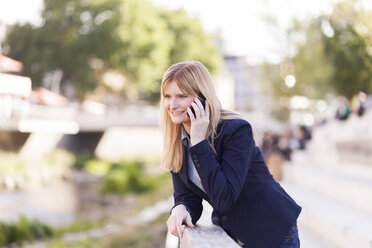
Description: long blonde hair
xmin=160 ymin=61 xmax=242 ymax=172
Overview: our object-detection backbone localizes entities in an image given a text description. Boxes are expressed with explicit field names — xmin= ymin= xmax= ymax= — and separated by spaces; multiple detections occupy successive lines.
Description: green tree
xmin=160 ymin=8 xmax=222 ymax=75
xmin=4 ymin=0 xmax=221 ymax=101
xmin=261 ymin=1 xmax=372 ymax=100
xmin=290 ymin=19 xmax=334 ymax=98
xmin=320 ymin=1 xmax=372 ymax=98
xmin=5 ymin=0 xmax=124 ymax=98
xmin=261 ymin=19 xmax=335 ymax=100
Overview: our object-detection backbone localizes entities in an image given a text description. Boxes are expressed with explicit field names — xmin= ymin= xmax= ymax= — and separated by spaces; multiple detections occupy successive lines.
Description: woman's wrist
xmin=171 ymin=204 xmax=189 ymax=215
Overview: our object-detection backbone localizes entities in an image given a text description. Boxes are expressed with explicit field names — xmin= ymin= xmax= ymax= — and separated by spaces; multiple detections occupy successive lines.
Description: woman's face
xmin=163 ymin=81 xmax=194 ymax=125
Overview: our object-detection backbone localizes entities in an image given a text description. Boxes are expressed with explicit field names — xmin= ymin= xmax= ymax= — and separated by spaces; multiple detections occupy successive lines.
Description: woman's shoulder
xmin=218 ymin=117 xmax=252 ymax=134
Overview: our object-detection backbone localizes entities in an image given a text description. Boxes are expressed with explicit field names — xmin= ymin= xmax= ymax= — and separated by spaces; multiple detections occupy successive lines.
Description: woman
xmin=161 ymin=61 xmax=301 ymax=248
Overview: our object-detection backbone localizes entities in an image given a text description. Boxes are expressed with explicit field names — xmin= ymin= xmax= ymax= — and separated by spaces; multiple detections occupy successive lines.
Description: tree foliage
xmin=320 ymin=1 xmax=372 ymax=98
xmin=159 ymin=9 xmax=222 ymax=76
xmin=261 ymin=0 xmax=372 ymax=100
xmin=4 ymin=0 xmax=221 ymax=101
xmin=290 ymin=19 xmax=334 ymax=98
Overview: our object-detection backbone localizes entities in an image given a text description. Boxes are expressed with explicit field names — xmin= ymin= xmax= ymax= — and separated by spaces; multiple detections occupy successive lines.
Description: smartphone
xmin=188 ymin=93 xmax=206 ymax=118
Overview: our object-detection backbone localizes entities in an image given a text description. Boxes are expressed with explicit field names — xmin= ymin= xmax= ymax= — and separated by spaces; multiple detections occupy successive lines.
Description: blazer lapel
xmin=180 ymin=145 xmax=209 ymax=200
xmin=179 ymin=147 xmax=189 ymax=185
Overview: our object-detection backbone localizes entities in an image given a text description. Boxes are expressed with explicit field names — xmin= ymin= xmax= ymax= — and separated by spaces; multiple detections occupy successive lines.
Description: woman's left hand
xmin=187 ymin=98 xmax=210 ymax=146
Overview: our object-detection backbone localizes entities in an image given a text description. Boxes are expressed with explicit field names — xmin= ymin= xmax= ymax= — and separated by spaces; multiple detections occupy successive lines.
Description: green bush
xmin=48 ymin=239 xmax=104 ymax=248
xmin=100 ymin=160 xmax=144 ymax=194
xmin=100 ymin=159 xmax=166 ymax=195
xmin=84 ymin=159 xmax=111 ymax=176
xmin=71 ymin=156 xmax=167 ymax=195
xmin=55 ymin=219 xmax=104 ymax=236
xmin=72 ymin=154 xmax=92 ymax=170
xmin=0 ymin=216 xmax=53 ymax=245
xmin=72 ymin=155 xmax=111 ymax=176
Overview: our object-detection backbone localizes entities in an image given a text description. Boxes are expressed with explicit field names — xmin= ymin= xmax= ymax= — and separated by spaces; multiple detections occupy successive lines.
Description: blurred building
xmin=213 ymin=30 xmax=267 ymax=113
xmin=225 ymin=55 xmax=260 ymax=111
xmin=214 ymin=54 xmax=267 ymax=113
xmin=0 ymin=54 xmax=23 ymax=74
xmin=0 ymin=54 xmax=31 ymax=119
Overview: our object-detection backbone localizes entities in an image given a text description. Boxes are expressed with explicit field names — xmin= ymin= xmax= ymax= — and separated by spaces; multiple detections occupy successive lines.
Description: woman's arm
xmin=189 ymin=122 xmax=255 ymax=213
xmin=171 ymin=171 xmax=203 ymax=224
xmin=167 ymin=172 xmax=203 ymax=237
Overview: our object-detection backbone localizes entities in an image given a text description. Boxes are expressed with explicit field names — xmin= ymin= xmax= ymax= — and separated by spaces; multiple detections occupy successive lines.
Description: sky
xmin=1 ymin=0 xmax=372 ymax=64
xmin=152 ymin=0 xmax=342 ymax=64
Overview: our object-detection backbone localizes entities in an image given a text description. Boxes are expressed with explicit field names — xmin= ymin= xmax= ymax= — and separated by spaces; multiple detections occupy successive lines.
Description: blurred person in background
xmin=351 ymin=91 xmax=367 ymax=117
xmin=160 ymin=61 xmax=302 ymax=248
xmin=277 ymin=136 xmax=292 ymax=161
xmin=295 ymin=125 xmax=312 ymax=150
xmin=261 ymin=131 xmax=276 ymax=159
xmin=335 ymin=97 xmax=352 ymax=121
xmin=261 ymin=131 xmax=291 ymax=181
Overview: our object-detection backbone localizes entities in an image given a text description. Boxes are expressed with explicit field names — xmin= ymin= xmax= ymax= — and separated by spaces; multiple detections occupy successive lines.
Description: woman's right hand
xmin=167 ymin=204 xmax=195 ymax=238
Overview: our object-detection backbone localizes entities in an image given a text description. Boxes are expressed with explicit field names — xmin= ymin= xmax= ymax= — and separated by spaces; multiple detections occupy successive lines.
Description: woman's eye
xmin=164 ymin=95 xmax=170 ymax=99
xmin=180 ymin=95 xmax=187 ymax=98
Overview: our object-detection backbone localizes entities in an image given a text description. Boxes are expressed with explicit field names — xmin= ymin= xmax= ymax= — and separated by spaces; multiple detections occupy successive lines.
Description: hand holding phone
xmin=188 ymin=93 xmax=206 ymax=118
xmin=187 ymin=93 xmax=209 ymax=146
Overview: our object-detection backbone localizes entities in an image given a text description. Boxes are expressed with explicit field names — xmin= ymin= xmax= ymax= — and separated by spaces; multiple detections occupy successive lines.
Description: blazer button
xmin=222 ymin=216 xmax=227 ymax=222
xmin=192 ymin=155 xmax=197 ymax=159
xmin=193 ymin=159 xmax=199 ymax=164
xmin=195 ymin=163 xmax=200 ymax=168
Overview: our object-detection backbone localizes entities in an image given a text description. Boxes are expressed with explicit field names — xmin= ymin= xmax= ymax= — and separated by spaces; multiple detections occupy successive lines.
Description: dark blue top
xmin=171 ymin=118 xmax=301 ymax=248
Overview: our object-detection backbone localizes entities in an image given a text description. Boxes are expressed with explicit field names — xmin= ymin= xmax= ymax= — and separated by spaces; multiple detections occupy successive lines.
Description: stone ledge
xmin=180 ymin=224 xmax=240 ymax=248
xmin=179 ymin=201 xmax=240 ymax=248
xmin=281 ymin=182 xmax=372 ymax=248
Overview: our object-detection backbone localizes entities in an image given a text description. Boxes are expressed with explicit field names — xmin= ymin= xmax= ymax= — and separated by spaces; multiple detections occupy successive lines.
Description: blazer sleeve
xmin=189 ymin=122 xmax=255 ymax=213
xmin=171 ymin=171 xmax=203 ymax=225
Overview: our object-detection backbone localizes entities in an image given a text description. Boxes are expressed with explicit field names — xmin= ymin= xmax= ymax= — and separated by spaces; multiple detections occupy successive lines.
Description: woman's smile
xmin=171 ymin=110 xmax=185 ymax=115
xmin=169 ymin=109 xmax=188 ymax=123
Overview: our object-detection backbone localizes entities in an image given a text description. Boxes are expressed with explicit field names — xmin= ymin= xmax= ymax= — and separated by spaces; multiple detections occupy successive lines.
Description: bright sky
xmin=1 ymin=0 xmax=372 ymax=64
xmin=151 ymin=0 xmax=344 ymax=63
xmin=0 ymin=0 xmax=43 ymax=26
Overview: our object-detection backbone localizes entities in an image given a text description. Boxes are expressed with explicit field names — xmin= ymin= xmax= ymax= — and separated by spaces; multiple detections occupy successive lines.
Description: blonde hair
xmin=160 ymin=61 xmax=242 ymax=172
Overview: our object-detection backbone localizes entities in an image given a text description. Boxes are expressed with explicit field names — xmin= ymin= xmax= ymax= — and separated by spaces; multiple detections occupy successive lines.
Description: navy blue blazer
xmin=171 ymin=118 xmax=301 ymax=248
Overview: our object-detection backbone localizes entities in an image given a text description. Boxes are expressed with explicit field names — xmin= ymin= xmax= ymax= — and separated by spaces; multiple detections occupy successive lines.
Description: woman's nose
xmin=170 ymin=98 xmax=178 ymax=108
